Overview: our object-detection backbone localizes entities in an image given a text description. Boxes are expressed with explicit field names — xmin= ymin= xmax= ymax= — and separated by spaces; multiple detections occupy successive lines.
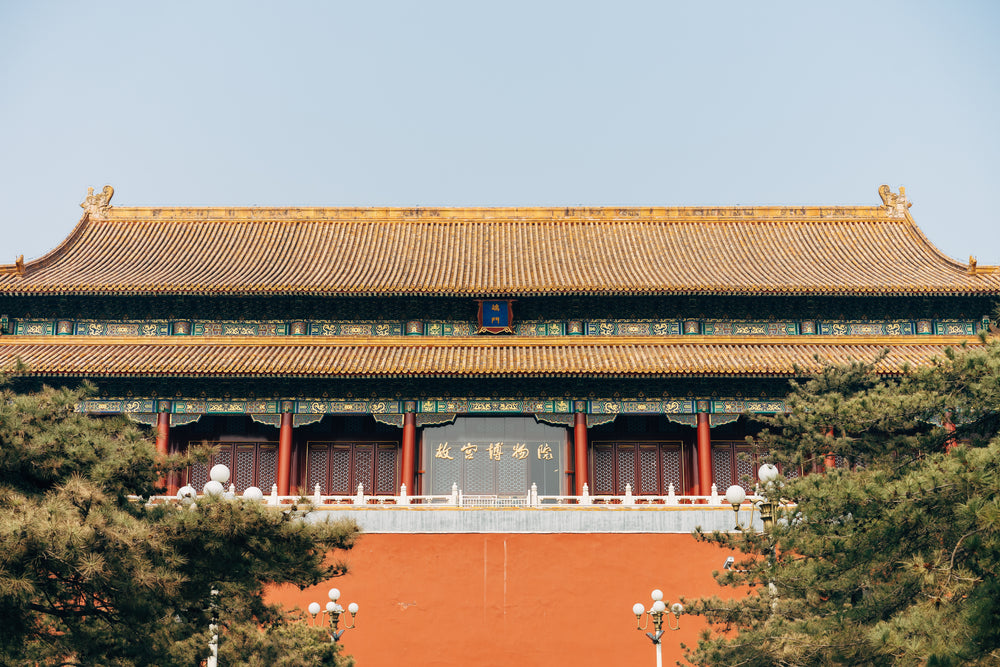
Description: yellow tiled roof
xmin=1 ymin=198 xmax=998 ymax=296
xmin=0 ymin=335 xmax=981 ymax=378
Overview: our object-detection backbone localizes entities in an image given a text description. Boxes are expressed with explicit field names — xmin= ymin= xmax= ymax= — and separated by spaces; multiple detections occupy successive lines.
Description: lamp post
xmin=724 ymin=463 xmax=782 ymax=614
xmin=206 ymin=587 xmax=219 ymax=667
xmin=175 ymin=464 xmax=269 ymax=666
xmin=307 ymin=588 xmax=359 ymax=642
xmin=632 ymin=589 xmax=683 ymax=667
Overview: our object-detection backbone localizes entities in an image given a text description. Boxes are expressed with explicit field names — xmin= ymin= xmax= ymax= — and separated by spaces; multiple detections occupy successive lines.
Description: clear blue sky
xmin=2 ymin=1 xmax=998 ymax=264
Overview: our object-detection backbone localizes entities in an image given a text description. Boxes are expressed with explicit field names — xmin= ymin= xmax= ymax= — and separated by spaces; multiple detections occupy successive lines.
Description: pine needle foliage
xmin=0 ymin=379 xmax=359 ymax=667
xmin=684 ymin=336 xmax=1000 ymax=667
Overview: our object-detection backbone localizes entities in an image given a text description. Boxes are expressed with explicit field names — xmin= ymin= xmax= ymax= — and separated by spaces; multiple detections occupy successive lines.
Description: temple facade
xmin=1 ymin=185 xmax=997 ymax=501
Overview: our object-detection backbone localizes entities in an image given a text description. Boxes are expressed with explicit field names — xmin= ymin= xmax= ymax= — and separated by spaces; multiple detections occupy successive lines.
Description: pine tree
xmin=684 ymin=337 xmax=1000 ymax=667
xmin=0 ymin=379 xmax=359 ymax=667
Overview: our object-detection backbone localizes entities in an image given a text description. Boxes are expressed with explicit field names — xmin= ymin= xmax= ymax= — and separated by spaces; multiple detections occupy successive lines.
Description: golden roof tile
xmin=2 ymin=188 xmax=997 ymax=297
xmin=0 ymin=335 xmax=983 ymax=378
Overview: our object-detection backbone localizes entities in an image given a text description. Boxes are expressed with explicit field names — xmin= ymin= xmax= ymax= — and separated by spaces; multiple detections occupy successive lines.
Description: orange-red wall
xmin=273 ymin=533 xmax=740 ymax=666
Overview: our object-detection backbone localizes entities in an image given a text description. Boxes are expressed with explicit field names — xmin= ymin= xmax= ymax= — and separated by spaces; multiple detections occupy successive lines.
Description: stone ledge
xmin=308 ymin=506 xmax=760 ymax=534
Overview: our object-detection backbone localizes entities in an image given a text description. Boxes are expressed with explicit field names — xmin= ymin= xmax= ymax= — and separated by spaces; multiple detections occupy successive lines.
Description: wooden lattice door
xmin=306 ymin=442 xmax=399 ymax=495
xmin=188 ymin=442 xmax=277 ymax=493
xmin=591 ymin=442 xmax=684 ymax=495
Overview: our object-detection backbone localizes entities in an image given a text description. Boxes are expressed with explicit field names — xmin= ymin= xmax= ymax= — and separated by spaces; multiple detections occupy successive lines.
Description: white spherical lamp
xmin=725 ymin=485 xmax=746 ymax=507
xmin=758 ymin=463 xmax=780 ymax=484
xmin=203 ymin=480 xmax=224 ymax=497
xmin=210 ymin=464 xmax=231 ymax=484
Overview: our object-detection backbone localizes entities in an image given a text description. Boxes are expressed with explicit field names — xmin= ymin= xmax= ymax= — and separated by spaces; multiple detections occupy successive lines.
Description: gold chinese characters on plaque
xmin=434 ymin=441 xmax=553 ymax=461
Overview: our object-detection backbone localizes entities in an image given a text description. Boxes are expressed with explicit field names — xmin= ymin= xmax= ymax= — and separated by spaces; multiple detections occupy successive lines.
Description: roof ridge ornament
xmin=0 ymin=255 xmax=24 ymax=277
xmin=81 ymin=185 xmax=114 ymax=218
xmin=878 ymin=184 xmax=911 ymax=218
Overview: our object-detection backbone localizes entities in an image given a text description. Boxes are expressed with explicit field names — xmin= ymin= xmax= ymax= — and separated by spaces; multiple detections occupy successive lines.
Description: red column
xmin=401 ymin=412 xmax=417 ymax=493
xmin=944 ymin=412 xmax=957 ymax=452
xmin=289 ymin=442 xmax=300 ymax=494
xmin=687 ymin=441 xmax=699 ymax=496
xmin=697 ymin=412 xmax=712 ymax=497
xmin=824 ymin=427 xmax=836 ymax=471
xmin=277 ymin=412 xmax=293 ymax=496
xmin=574 ymin=412 xmax=588 ymax=495
xmin=156 ymin=412 xmax=170 ymax=494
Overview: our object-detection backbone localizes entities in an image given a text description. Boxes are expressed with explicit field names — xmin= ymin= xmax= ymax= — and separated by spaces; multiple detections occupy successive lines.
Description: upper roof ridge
xmin=3 ymin=185 xmax=997 ymax=296
xmin=96 ymin=203 xmax=893 ymax=222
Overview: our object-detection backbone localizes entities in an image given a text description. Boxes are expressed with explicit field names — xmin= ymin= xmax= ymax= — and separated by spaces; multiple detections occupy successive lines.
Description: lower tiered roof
xmin=0 ymin=335 xmax=983 ymax=378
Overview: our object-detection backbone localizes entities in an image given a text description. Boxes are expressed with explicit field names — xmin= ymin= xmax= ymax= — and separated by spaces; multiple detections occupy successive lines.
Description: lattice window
xmin=496 ymin=456 xmax=526 ymax=495
xmin=735 ymin=450 xmax=754 ymax=486
xmin=258 ymin=446 xmax=276 ymax=491
xmin=189 ymin=462 xmax=208 ymax=491
xmin=617 ymin=446 xmax=636 ymax=494
xmin=309 ymin=441 xmax=400 ymax=496
xmin=711 ymin=443 xmax=769 ymax=487
xmin=593 ymin=446 xmax=614 ymax=495
xmin=331 ymin=447 xmax=351 ymax=494
xmin=189 ymin=442 xmax=277 ymax=494
xmin=307 ymin=446 xmax=329 ymax=494
xmin=432 ymin=453 xmax=461 ymax=495
xmin=465 ymin=451 xmax=492 ymax=495
xmin=212 ymin=447 xmax=234 ymax=476
xmin=235 ymin=447 xmax=255 ymax=493
xmin=376 ymin=446 xmax=397 ymax=494
xmin=353 ymin=446 xmax=374 ymax=494
xmin=660 ymin=448 xmax=682 ymax=492
xmin=639 ymin=446 xmax=658 ymax=495
xmin=593 ymin=442 xmax=683 ymax=496
xmin=711 ymin=448 xmax=732 ymax=490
